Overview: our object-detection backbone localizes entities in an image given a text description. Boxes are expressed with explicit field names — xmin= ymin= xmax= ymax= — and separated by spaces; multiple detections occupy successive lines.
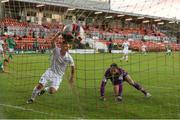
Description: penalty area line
xmin=0 ymin=103 xmax=49 ymax=115
xmin=0 ymin=103 xmax=80 ymax=119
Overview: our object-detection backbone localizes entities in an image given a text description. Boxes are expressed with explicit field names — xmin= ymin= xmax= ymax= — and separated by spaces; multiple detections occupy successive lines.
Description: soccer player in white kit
xmin=27 ymin=39 xmax=75 ymax=104
xmin=0 ymin=38 xmax=4 ymax=72
xmin=166 ymin=44 xmax=172 ymax=56
xmin=0 ymin=38 xmax=9 ymax=72
xmin=0 ymin=38 xmax=4 ymax=58
xmin=141 ymin=44 xmax=147 ymax=55
xmin=120 ymin=41 xmax=130 ymax=62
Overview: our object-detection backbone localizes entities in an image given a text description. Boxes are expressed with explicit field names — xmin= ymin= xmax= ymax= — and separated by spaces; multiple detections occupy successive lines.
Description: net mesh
xmin=0 ymin=0 xmax=180 ymax=119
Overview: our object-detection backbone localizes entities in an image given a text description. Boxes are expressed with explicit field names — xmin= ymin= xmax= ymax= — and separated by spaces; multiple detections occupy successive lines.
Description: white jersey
xmin=0 ymin=40 xmax=4 ymax=52
xmin=122 ymin=42 xmax=130 ymax=51
xmin=50 ymin=46 xmax=74 ymax=76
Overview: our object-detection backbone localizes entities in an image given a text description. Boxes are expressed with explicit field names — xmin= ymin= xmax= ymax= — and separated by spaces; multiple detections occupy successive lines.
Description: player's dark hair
xmin=110 ymin=63 xmax=118 ymax=68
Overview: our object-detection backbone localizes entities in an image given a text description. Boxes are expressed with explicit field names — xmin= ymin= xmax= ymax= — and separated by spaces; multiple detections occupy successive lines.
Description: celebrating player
xmin=100 ymin=63 xmax=151 ymax=101
xmin=27 ymin=37 xmax=75 ymax=104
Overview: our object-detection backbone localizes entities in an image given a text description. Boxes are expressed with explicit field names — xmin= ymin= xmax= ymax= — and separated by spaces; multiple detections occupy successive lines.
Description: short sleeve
xmin=120 ymin=68 xmax=128 ymax=78
xmin=104 ymin=68 xmax=110 ymax=78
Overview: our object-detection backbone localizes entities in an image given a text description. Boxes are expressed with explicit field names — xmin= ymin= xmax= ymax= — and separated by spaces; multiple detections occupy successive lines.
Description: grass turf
xmin=0 ymin=52 xmax=180 ymax=119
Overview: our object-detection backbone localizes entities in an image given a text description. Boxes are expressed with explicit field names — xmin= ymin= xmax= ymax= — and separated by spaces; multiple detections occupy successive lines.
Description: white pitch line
xmin=0 ymin=103 xmax=80 ymax=119
xmin=0 ymin=103 xmax=50 ymax=115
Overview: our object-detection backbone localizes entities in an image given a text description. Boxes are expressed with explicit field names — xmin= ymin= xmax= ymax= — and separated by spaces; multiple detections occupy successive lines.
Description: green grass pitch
xmin=0 ymin=52 xmax=180 ymax=119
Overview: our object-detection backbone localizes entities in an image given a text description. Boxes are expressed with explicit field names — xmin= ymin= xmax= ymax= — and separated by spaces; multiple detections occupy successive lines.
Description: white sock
xmin=31 ymin=87 xmax=41 ymax=101
xmin=125 ymin=56 xmax=128 ymax=61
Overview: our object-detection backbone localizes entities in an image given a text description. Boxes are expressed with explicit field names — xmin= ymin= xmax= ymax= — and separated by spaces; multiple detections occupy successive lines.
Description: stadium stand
xmin=0 ymin=16 xmax=180 ymax=52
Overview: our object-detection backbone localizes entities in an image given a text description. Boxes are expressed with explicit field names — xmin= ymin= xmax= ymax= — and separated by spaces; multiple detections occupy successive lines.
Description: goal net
xmin=0 ymin=0 xmax=180 ymax=119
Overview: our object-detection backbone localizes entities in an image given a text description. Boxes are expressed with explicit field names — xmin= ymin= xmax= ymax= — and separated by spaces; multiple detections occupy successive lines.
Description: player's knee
xmin=49 ymin=87 xmax=57 ymax=94
xmin=49 ymin=91 xmax=55 ymax=94
xmin=37 ymin=83 xmax=44 ymax=89
xmin=126 ymin=79 xmax=134 ymax=86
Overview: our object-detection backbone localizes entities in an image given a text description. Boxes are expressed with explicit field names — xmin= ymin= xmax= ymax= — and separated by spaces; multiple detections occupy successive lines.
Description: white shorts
xmin=9 ymin=48 xmax=14 ymax=53
xmin=123 ymin=49 xmax=129 ymax=55
xmin=167 ymin=50 xmax=171 ymax=53
xmin=39 ymin=68 xmax=63 ymax=90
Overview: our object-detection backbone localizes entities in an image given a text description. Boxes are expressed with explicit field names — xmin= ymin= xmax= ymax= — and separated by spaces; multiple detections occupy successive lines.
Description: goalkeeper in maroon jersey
xmin=100 ymin=63 xmax=151 ymax=101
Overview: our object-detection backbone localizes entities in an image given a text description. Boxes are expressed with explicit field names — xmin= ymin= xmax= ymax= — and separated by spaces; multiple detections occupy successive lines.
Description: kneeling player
xmin=100 ymin=63 xmax=151 ymax=101
xmin=27 ymin=39 xmax=75 ymax=104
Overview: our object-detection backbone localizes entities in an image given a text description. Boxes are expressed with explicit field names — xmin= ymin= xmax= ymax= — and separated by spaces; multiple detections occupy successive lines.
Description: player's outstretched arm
xmin=100 ymin=78 xmax=107 ymax=101
xmin=51 ymin=31 xmax=62 ymax=48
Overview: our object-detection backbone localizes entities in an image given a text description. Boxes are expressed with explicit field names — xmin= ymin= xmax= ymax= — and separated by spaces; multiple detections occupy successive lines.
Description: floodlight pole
xmin=109 ymin=0 xmax=111 ymax=10
xmin=0 ymin=1 xmax=5 ymax=19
